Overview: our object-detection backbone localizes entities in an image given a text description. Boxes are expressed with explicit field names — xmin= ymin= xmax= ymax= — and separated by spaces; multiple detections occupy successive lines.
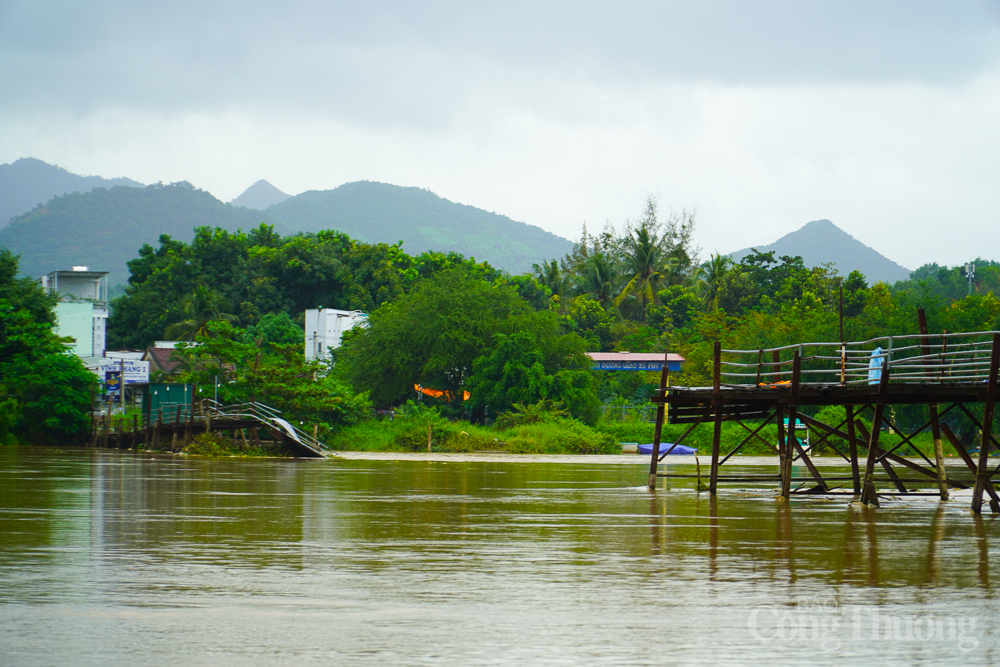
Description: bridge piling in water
xmin=648 ymin=315 xmax=1000 ymax=515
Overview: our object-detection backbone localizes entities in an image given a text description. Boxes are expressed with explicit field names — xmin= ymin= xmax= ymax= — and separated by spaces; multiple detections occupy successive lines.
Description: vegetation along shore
xmin=4 ymin=196 xmax=1000 ymax=458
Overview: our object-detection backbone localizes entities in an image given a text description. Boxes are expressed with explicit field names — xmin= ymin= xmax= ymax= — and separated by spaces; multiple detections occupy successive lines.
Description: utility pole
xmin=967 ymin=262 xmax=976 ymax=296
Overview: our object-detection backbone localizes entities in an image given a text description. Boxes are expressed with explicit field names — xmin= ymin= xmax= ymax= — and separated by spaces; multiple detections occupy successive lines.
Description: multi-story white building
xmin=304 ymin=308 xmax=367 ymax=360
xmin=39 ymin=267 xmax=109 ymax=358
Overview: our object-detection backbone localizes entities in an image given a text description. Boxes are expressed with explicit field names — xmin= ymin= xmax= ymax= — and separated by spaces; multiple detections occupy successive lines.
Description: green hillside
xmin=0 ymin=157 xmax=144 ymax=229
xmin=0 ymin=182 xmax=273 ymax=285
xmin=0 ymin=174 xmax=574 ymax=283
xmin=728 ymin=219 xmax=911 ymax=284
xmin=267 ymin=181 xmax=574 ymax=274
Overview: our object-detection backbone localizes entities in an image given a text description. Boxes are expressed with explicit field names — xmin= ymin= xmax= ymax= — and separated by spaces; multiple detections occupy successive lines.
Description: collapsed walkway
xmin=90 ymin=399 xmax=329 ymax=458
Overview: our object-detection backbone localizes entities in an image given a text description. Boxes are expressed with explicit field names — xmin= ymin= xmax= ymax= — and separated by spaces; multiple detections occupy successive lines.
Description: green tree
xmin=163 ymin=285 xmax=237 ymax=340
xmin=698 ymin=253 xmax=732 ymax=311
xmin=0 ymin=249 xmax=96 ymax=445
xmin=171 ymin=321 xmax=368 ymax=431
xmin=616 ymin=224 xmax=675 ymax=320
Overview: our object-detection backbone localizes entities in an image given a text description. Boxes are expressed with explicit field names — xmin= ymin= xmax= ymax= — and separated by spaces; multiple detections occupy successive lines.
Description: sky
xmin=2 ymin=1 xmax=999 ymax=270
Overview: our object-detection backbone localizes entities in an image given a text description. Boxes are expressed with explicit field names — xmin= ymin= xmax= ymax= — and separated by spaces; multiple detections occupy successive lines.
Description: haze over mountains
xmin=728 ymin=219 xmax=911 ymax=284
xmin=0 ymin=158 xmax=916 ymax=288
xmin=230 ymin=179 xmax=290 ymax=209
xmin=0 ymin=158 xmax=143 ymax=230
xmin=0 ymin=158 xmax=574 ymax=283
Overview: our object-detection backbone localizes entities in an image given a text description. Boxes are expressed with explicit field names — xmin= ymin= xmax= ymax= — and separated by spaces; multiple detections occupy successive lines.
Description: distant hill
xmin=0 ymin=157 xmax=143 ymax=229
xmin=0 ymin=176 xmax=574 ymax=284
xmin=230 ymin=179 xmax=291 ymax=210
xmin=728 ymin=219 xmax=911 ymax=284
xmin=267 ymin=181 xmax=574 ymax=274
xmin=0 ymin=182 xmax=273 ymax=285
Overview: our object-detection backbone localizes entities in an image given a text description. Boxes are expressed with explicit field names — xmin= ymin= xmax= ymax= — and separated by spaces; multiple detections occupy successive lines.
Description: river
xmin=1 ymin=446 xmax=998 ymax=665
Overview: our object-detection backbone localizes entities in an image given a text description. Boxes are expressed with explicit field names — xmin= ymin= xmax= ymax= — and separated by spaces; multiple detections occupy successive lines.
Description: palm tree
xmin=531 ymin=259 xmax=565 ymax=298
xmin=698 ymin=254 xmax=732 ymax=311
xmin=164 ymin=286 xmax=237 ymax=340
xmin=578 ymin=252 xmax=618 ymax=312
xmin=615 ymin=225 xmax=675 ymax=320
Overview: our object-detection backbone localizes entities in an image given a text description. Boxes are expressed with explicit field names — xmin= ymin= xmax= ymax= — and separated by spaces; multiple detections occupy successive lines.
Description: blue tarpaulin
xmin=637 ymin=443 xmax=697 ymax=456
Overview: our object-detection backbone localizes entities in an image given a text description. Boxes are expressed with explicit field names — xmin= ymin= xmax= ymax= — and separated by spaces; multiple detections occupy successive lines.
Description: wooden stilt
xmin=942 ymin=423 xmax=1000 ymax=508
xmin=709 ymin=342 xmax=722 ymax=495
xmin=972 ymin=333 xmax=1000 ymax=514
xmin=648 ymin=350 xmax=671 ymax=488
xmin=918 ymin=309 xmax=950 ymax=501
xmin=846 ymin=405 xmax=861 ymax=495
xmin=860 ymin=366 xmax=890 ymax=506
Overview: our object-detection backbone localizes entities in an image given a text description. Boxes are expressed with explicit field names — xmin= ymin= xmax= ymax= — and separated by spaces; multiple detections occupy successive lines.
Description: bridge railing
xmin=716 ymin=330 xmax=999 ymax=388
xmin=93 ymin=399 xmax=329 ymax=454
xmin=200 ymin=399 xmax=329 ymax=453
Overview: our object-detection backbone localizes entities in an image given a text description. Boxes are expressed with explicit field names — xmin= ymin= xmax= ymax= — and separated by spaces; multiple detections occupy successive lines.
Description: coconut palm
xmin=164 ymin=286 xmax=238 ymax=340
xmin=698 ymin=253 xmax=732 ymax=311
xmin=615 ymin=225 xmax=676 ymax=320
xmin=578 ymin=252 xmax=618 ymax=312
xmin=531 ymin=259 xmax=566 ymax=298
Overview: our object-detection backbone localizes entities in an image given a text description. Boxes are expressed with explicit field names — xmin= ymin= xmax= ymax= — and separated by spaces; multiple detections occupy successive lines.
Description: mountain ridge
xmin=0 ymin=160 xmax=574 ymax=283
xmin=266 ymin=181 xmax=574 ymax=273
xmin=0 ymin=157 xmax=143 ymax=229
xmin=230 ymin=179 xmax=291 ymax=210
xmin=728 ymin=219 xmax=911 ymax=284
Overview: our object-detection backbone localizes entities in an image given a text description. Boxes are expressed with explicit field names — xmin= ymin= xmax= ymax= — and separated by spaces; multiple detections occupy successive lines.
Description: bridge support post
xmin=918 ymin=309 xmax=950 ymax=501
xmin=709 ymin=342 xmax=722 ymax=495
xmin=846 ymin=405 xmax=860 ymax=495
xmin=648 ymin=350 xmax=671 ymax=489
xmin=972 ymin=333 xmax=1000 ymax=514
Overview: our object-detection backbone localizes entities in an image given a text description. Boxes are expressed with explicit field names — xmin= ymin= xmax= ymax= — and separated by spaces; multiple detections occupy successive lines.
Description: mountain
xmin=0 ymin=182 xmax=274 ymax=285
xmin=0 ymin=157 xmax=144 ymax=229
xmin=230 ymin=179 xmax=291 ymax=210
xmin=267 ymin=181 xmax=574 ymax=274
xmin=0 ymin=178 xmax=573 ymax=284
xmin=728 ymin=219 xmax=911 ymax=284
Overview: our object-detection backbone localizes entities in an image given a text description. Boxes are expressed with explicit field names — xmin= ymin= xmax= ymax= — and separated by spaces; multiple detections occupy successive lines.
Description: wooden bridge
xmin=646 ymin=311 xmax=1000 ymax=514
xmin=90 ymin=399 xmax=330 ymax=458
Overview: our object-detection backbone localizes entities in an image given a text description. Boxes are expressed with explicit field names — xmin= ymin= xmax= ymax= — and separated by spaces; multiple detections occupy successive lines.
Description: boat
xmin=635 ymin=443 xmax=697 ymax=456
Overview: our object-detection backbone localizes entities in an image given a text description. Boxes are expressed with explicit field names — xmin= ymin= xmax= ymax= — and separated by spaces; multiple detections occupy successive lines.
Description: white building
xmin=304 ymin=308 xmax=367 ymax=360
xmin=39 ymin=267 xmax=109 ymax=358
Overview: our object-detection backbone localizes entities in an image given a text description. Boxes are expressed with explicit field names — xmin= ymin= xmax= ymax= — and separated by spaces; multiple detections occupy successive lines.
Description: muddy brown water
xmin=1 ymin=446 xmax=998 ymax=665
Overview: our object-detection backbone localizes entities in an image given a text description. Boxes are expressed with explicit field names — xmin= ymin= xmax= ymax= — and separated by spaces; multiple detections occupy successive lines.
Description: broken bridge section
xmin=91 ymin=399 xmax=329 ymax=458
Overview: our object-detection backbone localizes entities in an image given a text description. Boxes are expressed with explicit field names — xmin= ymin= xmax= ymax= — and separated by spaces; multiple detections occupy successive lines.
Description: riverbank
xmin=334 ymin=450 xmax=979 ymax=467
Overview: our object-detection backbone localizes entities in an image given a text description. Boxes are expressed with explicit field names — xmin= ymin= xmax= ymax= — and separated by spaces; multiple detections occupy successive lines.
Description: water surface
xmin=1 ymin=447 xmax=998 ymax=665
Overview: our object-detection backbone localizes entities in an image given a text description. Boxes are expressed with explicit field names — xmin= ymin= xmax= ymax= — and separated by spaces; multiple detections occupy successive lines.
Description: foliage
xmin=337 ymin=267 xmax=598 ymax=421
xmin=467 ymin=330 xmax=599 ymax=423
xmin=0 ymin=249 xmax=96 ymax=445
xmin=170 ymin=321 xmax=369 ymax=432
xmin=163 ymin=285 xmax=237 ymax=340
xmin=109 ymin=224 xmax=497 ymax=349
xmin=0 ymin=181 xmax=271 ymax=287
xmin=329 ymin=400 xmax=615 ymax=454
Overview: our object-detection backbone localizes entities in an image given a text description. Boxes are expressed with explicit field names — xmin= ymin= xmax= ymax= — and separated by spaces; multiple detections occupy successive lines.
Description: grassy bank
xmin=328 ymin=404 xmax=617 ymax=455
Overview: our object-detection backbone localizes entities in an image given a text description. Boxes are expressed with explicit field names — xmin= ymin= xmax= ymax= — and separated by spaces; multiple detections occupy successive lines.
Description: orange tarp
xmin=414 ymin=384 xmax=470 ymax=401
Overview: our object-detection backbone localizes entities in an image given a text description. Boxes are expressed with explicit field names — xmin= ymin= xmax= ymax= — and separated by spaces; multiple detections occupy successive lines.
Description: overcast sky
xmin=2 ymin=1 xmax=999 ymax=270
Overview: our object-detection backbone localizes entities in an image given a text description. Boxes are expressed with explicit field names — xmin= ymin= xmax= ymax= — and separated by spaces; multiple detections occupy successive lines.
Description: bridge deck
xmin=644 ymin=321 xmax=1000 ymax=516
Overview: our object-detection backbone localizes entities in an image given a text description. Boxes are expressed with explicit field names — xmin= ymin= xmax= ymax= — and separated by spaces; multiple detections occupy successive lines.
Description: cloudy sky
xmin=2 ymin=1 xmax=999 ymax=270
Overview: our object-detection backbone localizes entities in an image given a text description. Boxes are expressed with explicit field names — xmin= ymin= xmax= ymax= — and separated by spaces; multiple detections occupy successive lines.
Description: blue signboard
xmin=592 ymin=360 xmax=684 ymax=372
